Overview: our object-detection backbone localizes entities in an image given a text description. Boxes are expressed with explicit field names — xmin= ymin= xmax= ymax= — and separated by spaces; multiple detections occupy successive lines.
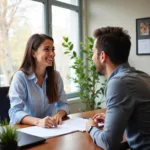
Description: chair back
xmin=0 ymin=86 xmax=10 ymax=122
xmin=119 ymin=141 xmax=131 ymax=150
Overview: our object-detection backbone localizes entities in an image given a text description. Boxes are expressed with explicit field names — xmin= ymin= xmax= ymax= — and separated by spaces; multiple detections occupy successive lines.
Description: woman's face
xmin=32 ymin=39 xmax=55 ymax=69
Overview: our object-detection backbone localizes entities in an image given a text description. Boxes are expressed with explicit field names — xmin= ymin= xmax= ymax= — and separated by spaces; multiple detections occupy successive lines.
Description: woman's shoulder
xmin=55 ymin=70 xmax=63 ymax=83
xmin=55 ymin=70 xmax=60 ymax=75
xmin=55 ymin=70 xmax=61 ymax=79
xmin=14 ymin=70 xmax=26 ymax=76
xmin=13 ymin=70 xmax=28 ymax=80
xmin=10 ymin=70 xmax=28 ymax=87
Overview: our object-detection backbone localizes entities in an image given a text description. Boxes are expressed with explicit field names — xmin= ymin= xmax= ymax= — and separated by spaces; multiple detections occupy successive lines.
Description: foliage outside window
xmin=0 ymin=0 xmax=44 ymax=86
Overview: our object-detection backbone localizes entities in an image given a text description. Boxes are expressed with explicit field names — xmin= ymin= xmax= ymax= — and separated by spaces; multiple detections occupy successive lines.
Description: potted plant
xmin=0 ymin=120 xmax=18 ymax=150
xmin=62 ymin=37 xmax=106 ymax=111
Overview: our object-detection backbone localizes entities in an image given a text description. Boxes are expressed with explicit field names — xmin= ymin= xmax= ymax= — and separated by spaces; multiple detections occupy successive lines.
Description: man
xmin=86 ymin=27 xmax=150 ymax=150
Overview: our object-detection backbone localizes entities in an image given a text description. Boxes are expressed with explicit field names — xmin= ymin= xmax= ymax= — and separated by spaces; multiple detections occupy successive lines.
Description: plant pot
xmin=0 ymin=144 xmax=17 ymax=150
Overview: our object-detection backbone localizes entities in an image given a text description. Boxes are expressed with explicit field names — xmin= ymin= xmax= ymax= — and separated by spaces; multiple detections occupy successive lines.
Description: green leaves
xmin=62 ymin=37 xmax=74 ymax=58
xmin=63 ymin=37 xmax=68 ymax=42
xmin=64 ymin=51 xmax=70 ymax=54
xmin=62 ymin=36 xmax=106 ymax=111
xmin=87 ymin=37 xmax=94 ymax=44
xmin=62 ymin=43 xmax=68 ymax=48
xmin=0 ymin=120 xmax=18 ymax=146
xmin=0 ymin=126 xmax=18 ymax=145
xmin=97 ymin=102 xmax=101 ymax=106
xmin=69 ymin=44 xmax=73 ymax=50
xmin=73 ymin=51 xmax=76 ymax=57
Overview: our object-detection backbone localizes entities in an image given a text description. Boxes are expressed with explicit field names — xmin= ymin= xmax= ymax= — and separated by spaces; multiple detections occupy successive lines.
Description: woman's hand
xmin=52 ymin=110 xmax=67 ymax=125
xmin=92 ymin=113 xmax=106 ymax=123
xmin=36 ymin=116 xmax=57 ymax=128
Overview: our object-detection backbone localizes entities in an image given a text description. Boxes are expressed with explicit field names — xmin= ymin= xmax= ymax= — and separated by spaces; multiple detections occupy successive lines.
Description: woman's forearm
xmin=21 ymin=115 xmax=40 ymax=126
xmin=57 ymin=110 xmax=67 ymax=118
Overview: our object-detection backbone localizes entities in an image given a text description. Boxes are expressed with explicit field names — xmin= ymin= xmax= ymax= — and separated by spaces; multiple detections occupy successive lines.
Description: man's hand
xmin=92 ymin=113 xmax=105 ymax=123
xmin=86 ymin=118 xmax=98 ymax=132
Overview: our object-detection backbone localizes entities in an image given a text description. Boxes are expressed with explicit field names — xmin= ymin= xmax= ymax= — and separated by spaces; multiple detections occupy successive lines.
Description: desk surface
xmin=17 ymin=109 xmax=106 ymax=150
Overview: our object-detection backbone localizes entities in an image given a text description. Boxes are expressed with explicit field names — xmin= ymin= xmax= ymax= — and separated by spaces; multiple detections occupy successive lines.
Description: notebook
xmin=18 ymin=118 xmax=104 ymax=139
xmin=17 ymin=131 xmax=46 ymax=149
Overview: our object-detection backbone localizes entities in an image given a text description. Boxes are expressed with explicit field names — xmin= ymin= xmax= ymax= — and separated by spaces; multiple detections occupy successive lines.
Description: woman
xmin=9 ymin=34 xmax=69 ymax=128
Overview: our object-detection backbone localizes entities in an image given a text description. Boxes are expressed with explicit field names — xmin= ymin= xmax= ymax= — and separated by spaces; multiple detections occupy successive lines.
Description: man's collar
xmin=107 ymin=62 xmax=131 ymax=82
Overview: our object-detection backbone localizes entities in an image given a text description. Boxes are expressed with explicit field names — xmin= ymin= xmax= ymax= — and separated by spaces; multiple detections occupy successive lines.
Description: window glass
xmin=0 ymin=0 xmax=44 ymax=86
xmin=52 ymin=6 xmax=79 ymax=94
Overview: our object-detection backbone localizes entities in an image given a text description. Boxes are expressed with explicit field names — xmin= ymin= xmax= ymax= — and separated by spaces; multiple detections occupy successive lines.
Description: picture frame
xmin=136 ymin=17 xmax=150 ymax=55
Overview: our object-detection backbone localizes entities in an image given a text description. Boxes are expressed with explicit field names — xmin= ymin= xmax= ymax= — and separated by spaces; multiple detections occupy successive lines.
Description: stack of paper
xmin=18 ymin=118 xmax=104 ymax=139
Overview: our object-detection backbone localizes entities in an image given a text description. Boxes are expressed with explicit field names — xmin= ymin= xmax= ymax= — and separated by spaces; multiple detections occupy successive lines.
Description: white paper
xmin=18 ymin=118 xmax=104 ymax=139
xmin=138 ymin=39 xmax=150 ymax=54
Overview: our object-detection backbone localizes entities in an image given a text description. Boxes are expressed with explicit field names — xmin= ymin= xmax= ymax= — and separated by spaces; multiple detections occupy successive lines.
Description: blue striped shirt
xmin=9 ymin=70 xmax=69 ymax=125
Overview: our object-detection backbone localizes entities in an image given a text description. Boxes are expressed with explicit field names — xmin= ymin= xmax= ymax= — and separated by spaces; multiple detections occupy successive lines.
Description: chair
xmin=119 ymin=141 xmax=131 ymax=150
xmin=0 ymin=86 xmax=10 ymax=122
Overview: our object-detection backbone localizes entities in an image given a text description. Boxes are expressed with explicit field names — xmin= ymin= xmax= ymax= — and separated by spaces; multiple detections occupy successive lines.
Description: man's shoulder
xmin=107 ymin=77 xmax=125 ymax=93
xmin=114 ymin=69 xmax=150 ymax=83
xmin=108 ymin=69 xmax=150 ymax=94
xmin=106 ymin=71 xmax=133 ymax=94
xmin=110 ymin=68 xmax=147 ymax=84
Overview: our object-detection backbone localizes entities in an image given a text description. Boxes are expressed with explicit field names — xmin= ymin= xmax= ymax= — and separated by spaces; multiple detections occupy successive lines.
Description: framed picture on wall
xmin=136 ymin=17 xmax=150 ymax=55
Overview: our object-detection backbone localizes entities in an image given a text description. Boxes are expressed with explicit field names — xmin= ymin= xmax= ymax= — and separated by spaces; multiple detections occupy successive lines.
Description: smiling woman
xmin=9 ymin=34 xmax=69 ymax=128
xmin=32 ymin=39 xmax=55 ymax=76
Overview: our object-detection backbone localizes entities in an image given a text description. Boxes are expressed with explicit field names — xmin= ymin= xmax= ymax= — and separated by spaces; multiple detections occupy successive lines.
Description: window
xmin=0 ymin=0 xmax=44 ymax=86
xmin=0 ymin=0 xmax=82 ymax=98
xmin=55 ymin=0 xmax=78 ymax=6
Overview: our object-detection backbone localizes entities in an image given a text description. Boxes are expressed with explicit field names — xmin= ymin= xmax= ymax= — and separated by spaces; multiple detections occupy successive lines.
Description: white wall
xmin=86 ymin=0 xmax=150 ymax=74
xmin=72 ymin=0 xmax=150 ymax=112
xmin=68 ymin=98 xmax=85 ymax=114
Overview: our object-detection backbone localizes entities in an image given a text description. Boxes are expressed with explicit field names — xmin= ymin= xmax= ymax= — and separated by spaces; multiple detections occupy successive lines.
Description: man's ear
xmin=101 ymin=51 xmax=107 ymax=63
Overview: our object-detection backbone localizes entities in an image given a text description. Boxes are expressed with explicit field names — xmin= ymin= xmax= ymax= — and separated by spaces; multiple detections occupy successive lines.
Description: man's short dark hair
xmin=93 ymin=27 xmax=131 ymax=65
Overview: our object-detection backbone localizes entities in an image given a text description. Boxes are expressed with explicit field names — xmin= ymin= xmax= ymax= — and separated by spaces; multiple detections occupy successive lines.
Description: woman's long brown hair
xmin=18 ymin=34 xmax=58 ymax=103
